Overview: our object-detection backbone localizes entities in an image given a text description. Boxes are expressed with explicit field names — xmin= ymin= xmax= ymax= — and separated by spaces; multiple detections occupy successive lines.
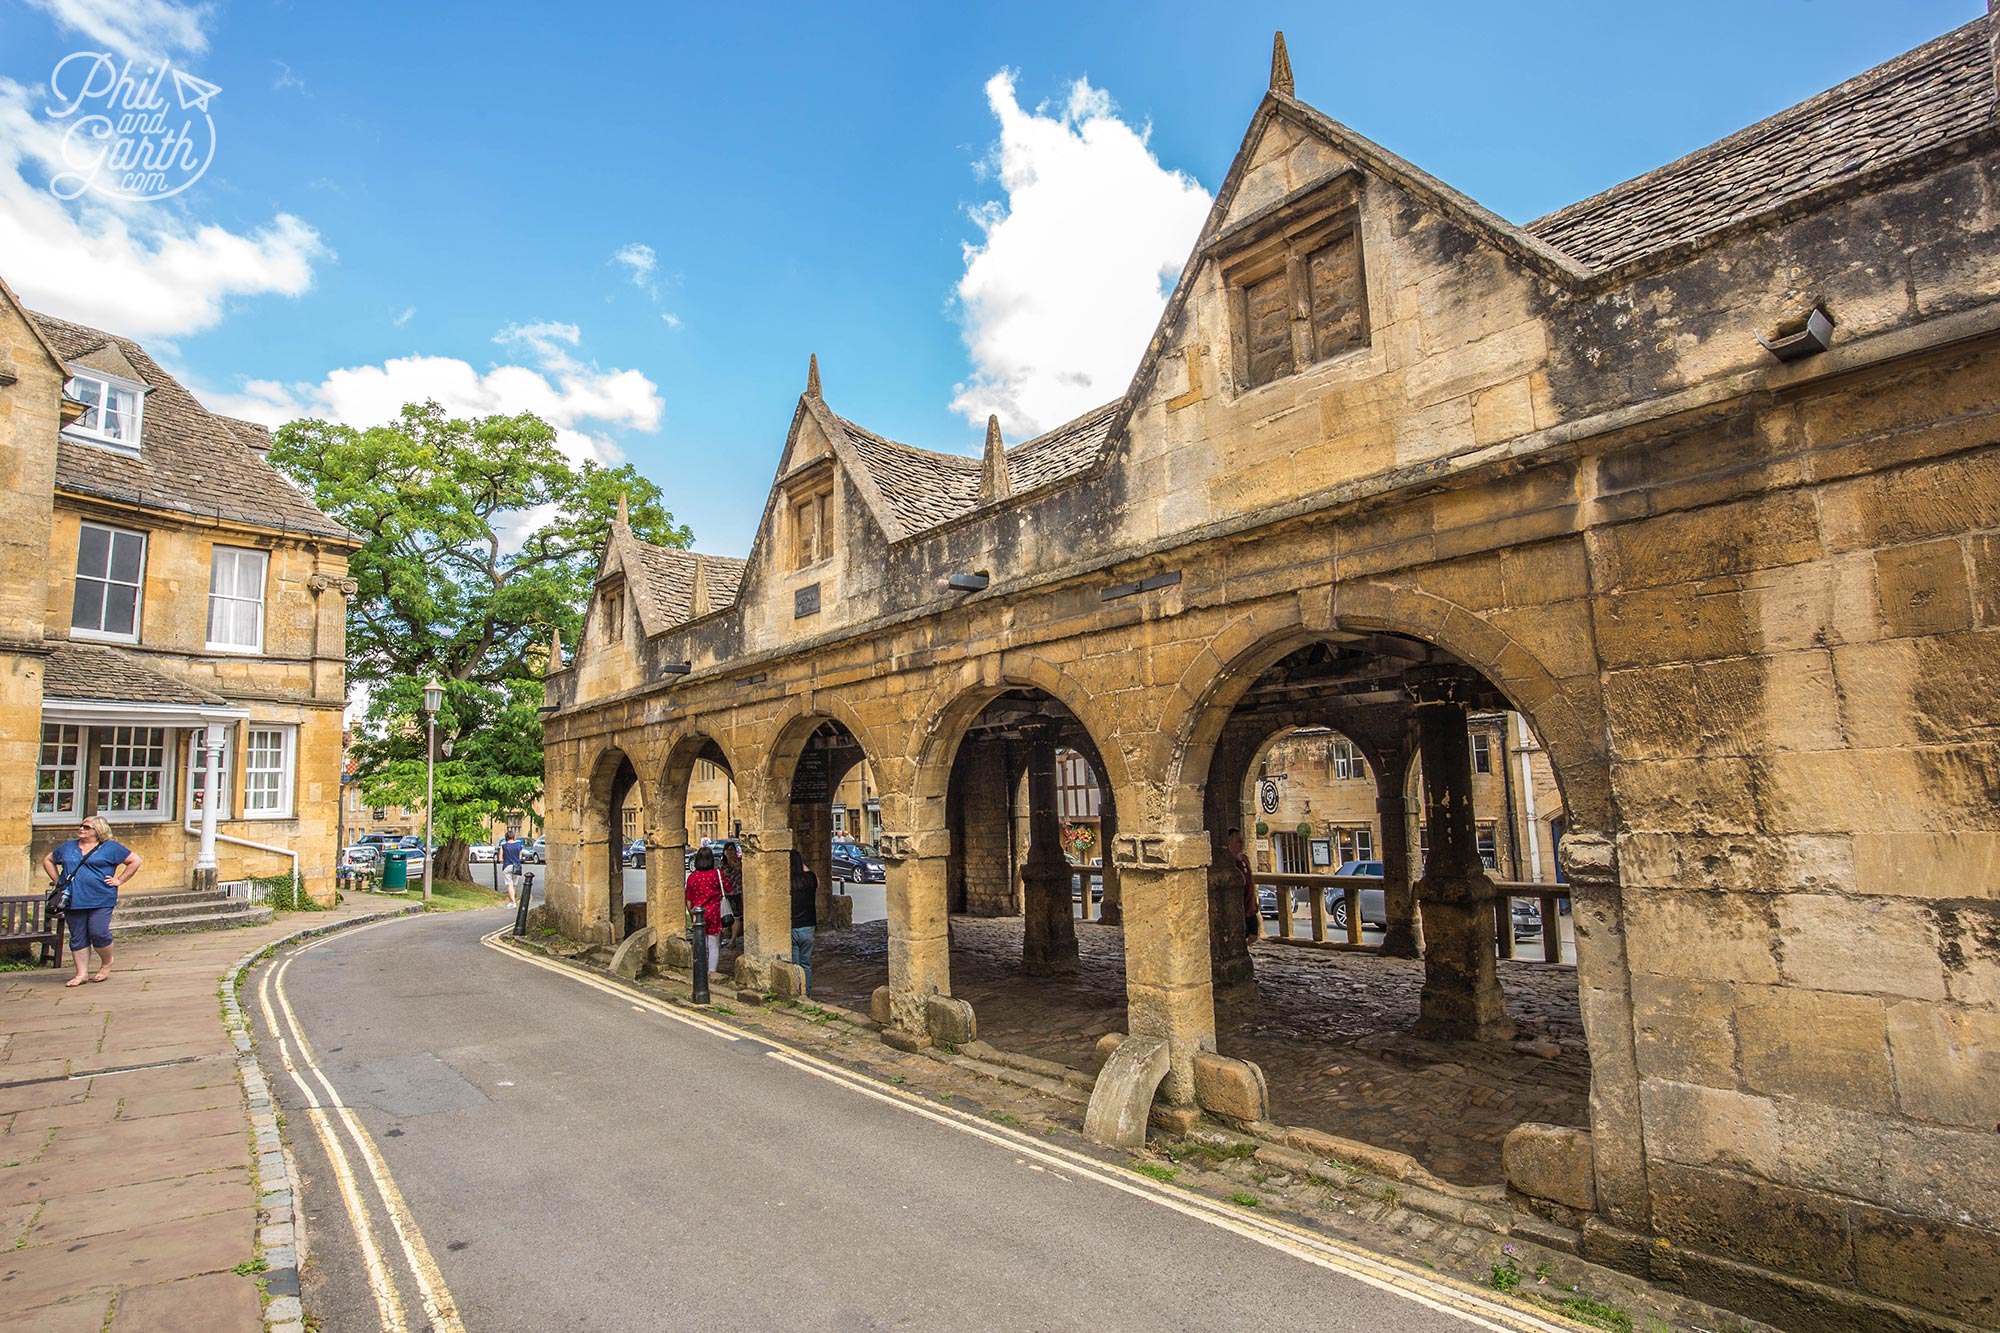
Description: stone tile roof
xmin=624 ymin=535 xmax=746 ymax=628
xmin=28 ymin=311 xmax=359 ymax=543
xmin=1528 ymin=19 xmax=1996 ymax=271
xmin=831 ymin=402 xmax=1115 ymax=537
xmin=43 ymin=641 xmax=229 ymax=707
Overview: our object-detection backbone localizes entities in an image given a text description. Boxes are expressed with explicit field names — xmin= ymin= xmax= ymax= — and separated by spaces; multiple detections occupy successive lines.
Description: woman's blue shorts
xmin=65 ymin=906 xmax=114 ymax=951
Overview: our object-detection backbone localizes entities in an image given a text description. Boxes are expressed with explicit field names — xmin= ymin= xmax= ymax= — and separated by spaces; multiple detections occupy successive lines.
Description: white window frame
xmin=243 ymin=725 xmax=297 ymax=819
xmin=34 ymin=724 xmax=85 ymax=823
xmin=1332 ymin=739 xmax=1366 ymax=781
xmin=1477 ymin=822 xmax=1499 ymax=871
xmin=94 ymin=725 xmax=172 ymax=821
xmin=1471 ymin=731 xmax=1493 ymax=774
xmin=71 ymin=522 xmax=147 ymax=643
xmin=62 ymin=369 xmax=146 ymax=451
xmin=185 ymin=725 xmax=235 ymax=821
xmin=206 ymin=546 xmax=268 ymax=653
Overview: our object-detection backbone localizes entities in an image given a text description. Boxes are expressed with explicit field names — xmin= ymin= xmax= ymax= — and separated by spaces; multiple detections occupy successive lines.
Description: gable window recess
xmin=207 ymin=546 xmax=268 ymax=652
xmin=597 ymin=575 xmax=627 ymax=643
xmin=62 ymin=369 xmax=146 ymax=451
xmin=1215 ymin=177 xmax=1369 ymax=393
xmin=72 ymin=522 xmax=146 ymax=642
xmin=786 ymin=467 xmax=836 ymax=571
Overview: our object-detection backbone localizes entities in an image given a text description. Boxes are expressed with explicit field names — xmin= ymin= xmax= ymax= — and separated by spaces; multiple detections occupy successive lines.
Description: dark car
xmin=623 ymin=839 xmax=646 ymax=869
xmin=1506 ymin=895 xmax=1543 ymax=938
xmin=830 ymin=842 xmax=884 ymax=884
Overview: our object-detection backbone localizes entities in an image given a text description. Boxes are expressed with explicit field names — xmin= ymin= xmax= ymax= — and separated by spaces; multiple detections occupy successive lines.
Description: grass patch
xmin=232 ymin=1257 xmax=268 ymax=1276
xmin=1228 ymin=1191 xmax=1261 ymax=1208
xmin=1131 ymin=1162 xmax=1178 ymax=1184
xmin=887 ymin=1076 xmax=905 ymax=1085
xmin=989 ymin=1111 xmax=1022 ymax=1128
xmin=1489 ymin=1259 xmax=1522 ymax=1292
xmin=0 ymin=955 xmax=41 ymax=973
xmin=1545 ymin=1295 xmax=1632 ymax=1333
xmin=1164 ymin=1139 xmax=1257 ymax=1167
xmin=710 ymin=1003 xmax=736 ymax=1016
xmin=370 ymin=880 xmax=508 ymax=913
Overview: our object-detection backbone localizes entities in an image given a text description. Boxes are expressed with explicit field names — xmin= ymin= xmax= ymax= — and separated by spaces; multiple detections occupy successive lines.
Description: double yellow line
xmin=259 ymin=919 xmax=465 ymax=1333
xmin=482 ymin=926 xmax=1583 ymax=1333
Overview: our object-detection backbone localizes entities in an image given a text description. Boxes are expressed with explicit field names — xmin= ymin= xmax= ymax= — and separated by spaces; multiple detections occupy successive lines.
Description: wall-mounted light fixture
xmin=1757 ymin=306 xmax=1832 ymax=362
xmin=662 ymin=662 xmax=692 ymax=675
xmin=946 ymin=572 xmax=991 ymax=592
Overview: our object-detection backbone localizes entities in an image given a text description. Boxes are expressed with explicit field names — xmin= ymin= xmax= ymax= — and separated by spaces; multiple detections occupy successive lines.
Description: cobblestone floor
xmin=808 ymin=916 xmax=1590 ymax=1186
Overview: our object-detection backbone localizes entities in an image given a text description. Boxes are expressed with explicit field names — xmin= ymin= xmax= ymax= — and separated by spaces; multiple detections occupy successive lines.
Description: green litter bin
xmin=381 ymin=849 xmax=409 ymax=890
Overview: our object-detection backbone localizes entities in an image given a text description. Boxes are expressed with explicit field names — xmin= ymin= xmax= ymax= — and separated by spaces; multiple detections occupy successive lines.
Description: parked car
xmin=1505 ymin=896 xmax=1543 ymax=938
xmin=623 ymin=839 xmax=647 ymax=869
xmin=469 ymin=843 xmax=498 ymax=863
xmin=337 ymin=844 xmax=381 ymax=872
xmin=356 ymin=832 xmax=399 ymax=848
xmin=1323 ymin=860 xmax=1388 ymax=931
xmin=830 ymin=842 xmax=884 ymax=884
xmin=523 ymin=836 xmax=547 ymax=864
xmin=387 ymin=836 xmax=427 ymax=877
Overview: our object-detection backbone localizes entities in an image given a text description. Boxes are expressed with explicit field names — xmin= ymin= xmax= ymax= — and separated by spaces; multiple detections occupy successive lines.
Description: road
xmin=248 ymin=910 xmax=1568 ymax=1332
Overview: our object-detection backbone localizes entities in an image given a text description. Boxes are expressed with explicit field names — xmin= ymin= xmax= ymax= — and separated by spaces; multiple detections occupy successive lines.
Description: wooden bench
xmin=0 ymin=894 xmax=65 ymax=968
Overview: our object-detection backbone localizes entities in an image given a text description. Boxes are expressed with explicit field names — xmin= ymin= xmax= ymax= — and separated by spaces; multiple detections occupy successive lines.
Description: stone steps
xmin=114 ymin=892 xmax=275 ymax=936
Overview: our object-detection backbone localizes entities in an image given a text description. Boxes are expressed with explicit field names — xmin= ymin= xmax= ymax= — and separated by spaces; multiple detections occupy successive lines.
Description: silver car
xmin=1324 ymin=860 xmax=1388 ymax=931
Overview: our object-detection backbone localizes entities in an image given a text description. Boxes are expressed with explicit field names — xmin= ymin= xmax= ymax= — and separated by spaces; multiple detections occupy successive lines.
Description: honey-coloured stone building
xmin=543 ymin=20 xmax=2000 ymax=1330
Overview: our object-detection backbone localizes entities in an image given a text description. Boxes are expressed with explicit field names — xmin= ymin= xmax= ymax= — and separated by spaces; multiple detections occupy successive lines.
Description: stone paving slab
xmin=809 ymin=915 xmax=1590 ymax=1186
xmin=0 ymin=898 xmax=406 ymax=1331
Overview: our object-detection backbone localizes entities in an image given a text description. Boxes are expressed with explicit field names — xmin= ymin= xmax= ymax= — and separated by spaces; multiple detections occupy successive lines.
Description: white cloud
xmin=208 ymin=323 xmax=665 ymax=467
xmin=23 ymin=0 xmax=210 ymax=59
xmin=612 ymin=243 xmax=657 ymax=294
xmin=0 ymin=78 xmax=327 ymax=339
xmin=392 ymin=305 xmax=415 ymax=328
xmin=660 ymin=312 xmax=681 ymax=329
xmin=272 ymin=60 xmax=305 ymax=93
xmin=949 ymin=71 xmax=1212 ymax=437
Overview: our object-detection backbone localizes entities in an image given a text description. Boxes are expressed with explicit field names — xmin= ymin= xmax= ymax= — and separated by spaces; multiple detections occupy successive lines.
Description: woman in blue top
xmin=41 ymin=815 xmax=142 ymax=988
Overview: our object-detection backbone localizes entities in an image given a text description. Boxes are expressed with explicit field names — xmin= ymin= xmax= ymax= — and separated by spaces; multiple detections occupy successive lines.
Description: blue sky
xmin=1 ymin=0 xmax=1980 ymax=556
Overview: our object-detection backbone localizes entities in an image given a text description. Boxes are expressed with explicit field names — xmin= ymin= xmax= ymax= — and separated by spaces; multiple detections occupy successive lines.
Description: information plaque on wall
xmin=795 ymin=583 xmax=821 ymax=618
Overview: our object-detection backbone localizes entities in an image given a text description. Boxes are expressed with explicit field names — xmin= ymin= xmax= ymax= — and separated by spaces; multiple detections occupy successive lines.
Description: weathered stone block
xmin=1501 ymin=1122 xmax=1596 ymax=1213
xmin=1737 ymin=986 xmax=1892 ymax=1113
xmin=1776 ymin=893 xmax=1946 ymax=1000
xmin=1623 ymin=890 xmax=1778 ymax=983
xmin=869 ymin=984 xmax=892 ymax=1026
xmin=1851 ymin=1209 xmax=2000 ymax=1325
xmin=1886 ymin=1001 xmax=2000 ymax=1128
xmin=922 ymin=994 xmax=976 ymax=1046
xmin=1648 ymin=1160 xmax=1854 ymax=1284
xmin=1630 ymin=974 xmax=1737 ymax=1086
xmin=1190 ymin=1051 xmax=1268 ymax=1123
xmin=1638 ymin=1080 xmax=1781 ymax=1175
xmin=1874 ymin=539 xmax=1973 ymax=637
xmin=1084 ymin=1035 xmax=1170 ymax=1149
xmin=766 ymin=960 xmax=807 ymax=999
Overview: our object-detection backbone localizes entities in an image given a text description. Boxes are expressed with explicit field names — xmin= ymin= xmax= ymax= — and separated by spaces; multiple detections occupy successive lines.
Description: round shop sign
xmin=1258 ymin=779 xmax=1280 ymax=814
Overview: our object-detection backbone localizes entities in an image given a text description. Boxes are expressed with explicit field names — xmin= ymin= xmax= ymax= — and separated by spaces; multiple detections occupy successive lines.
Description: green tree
xmin=271 ymin=401 xmax=689 ymax=879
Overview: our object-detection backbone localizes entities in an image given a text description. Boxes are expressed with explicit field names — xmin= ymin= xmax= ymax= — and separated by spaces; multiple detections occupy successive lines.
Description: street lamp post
xmin=422 ymin=677 xmax=444 ymax=905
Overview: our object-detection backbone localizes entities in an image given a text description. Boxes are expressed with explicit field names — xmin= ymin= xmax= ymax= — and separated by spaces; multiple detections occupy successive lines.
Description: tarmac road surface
xmin=248 ymin=909 xmax=1575 ymax=1333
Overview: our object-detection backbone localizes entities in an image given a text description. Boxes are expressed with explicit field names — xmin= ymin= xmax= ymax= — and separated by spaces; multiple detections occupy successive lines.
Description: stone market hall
xmin=543 ymin=20 xmax=2000 ymax=1332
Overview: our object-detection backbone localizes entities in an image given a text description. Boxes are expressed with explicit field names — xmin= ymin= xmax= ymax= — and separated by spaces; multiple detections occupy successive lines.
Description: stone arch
xmin=754 ymin=691 xmax=890 ymax=837
xmin=907 ymin=656 xmax=1135 ymax=834
xmin=1161 ymin=583 xmax=1609 ymax=837
xmin=579 ymin=743 xmax=642 ymax=943
xmin=653 ymin=726 xmax=741 ymax=843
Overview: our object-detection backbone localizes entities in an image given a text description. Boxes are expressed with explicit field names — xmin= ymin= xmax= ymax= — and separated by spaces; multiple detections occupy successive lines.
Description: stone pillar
xmin=193 ymin=720 xmax=224 ymax=892
xmin=1561 ymin=832 xmax=1649 ymax=1225
xmin=1375 ymin=747 xmax=1421 ymax=958
xmin=1117 ymin=833 xmax=1216 ymax=1107
xmin=1410 ymin=670 xmax=1513 ymax=1041
xmin=796 ymin=797 xmax=835 ymax=925
xmin=955 ymin=735 xmax=1016 ymax=915
xmin=647 ymin=825 xmax=686 ymax=960
xmin=1095 ymin=785 xmax=1122 ymax=926
xmin=737 ymin=828 xmax=793 ymax=986
xmin=881 ymin=831 xmax=953 ymax=1037
xmin=1020 ymin=725 xmax=1079 ymax=975
xmin=1203 ymin=737 xmax=1254 ymax=985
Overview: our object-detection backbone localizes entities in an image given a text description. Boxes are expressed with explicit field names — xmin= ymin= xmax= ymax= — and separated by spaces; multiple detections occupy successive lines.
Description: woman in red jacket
xmin=685 ymin=846 xmax=725 ymax=975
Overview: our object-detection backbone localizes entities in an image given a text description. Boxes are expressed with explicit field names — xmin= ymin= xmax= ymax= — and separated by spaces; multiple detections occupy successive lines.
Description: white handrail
xmin=181 ymin=812 xmax=299 ymax=903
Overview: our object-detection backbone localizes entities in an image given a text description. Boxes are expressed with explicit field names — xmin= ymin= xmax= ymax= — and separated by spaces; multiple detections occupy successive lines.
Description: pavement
xmin=247 ymin=908 xmax=1582 ymax=1333
xmin=0 ymin=896 xmax=400 ymax=1333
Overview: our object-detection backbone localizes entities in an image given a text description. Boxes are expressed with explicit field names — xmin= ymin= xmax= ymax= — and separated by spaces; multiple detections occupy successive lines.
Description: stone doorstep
xmin=118 ymin=906 xmax=277 ymax=938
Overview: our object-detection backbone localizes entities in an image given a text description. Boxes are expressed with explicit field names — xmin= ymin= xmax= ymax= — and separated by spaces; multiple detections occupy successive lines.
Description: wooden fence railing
xmin=1251 ymin=872 xmax=1572 ymax=964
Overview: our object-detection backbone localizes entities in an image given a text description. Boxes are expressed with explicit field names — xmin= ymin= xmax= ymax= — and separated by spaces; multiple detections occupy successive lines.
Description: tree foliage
xmin=270 ymin=401 xmax=689 ymax=877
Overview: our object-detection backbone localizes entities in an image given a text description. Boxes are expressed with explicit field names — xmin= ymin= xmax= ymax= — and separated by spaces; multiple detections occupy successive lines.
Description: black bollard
xmin=513 ymin=870 xmax=534 ymax=937
xmin=689 ymin=905 xmax=710 ymax=1004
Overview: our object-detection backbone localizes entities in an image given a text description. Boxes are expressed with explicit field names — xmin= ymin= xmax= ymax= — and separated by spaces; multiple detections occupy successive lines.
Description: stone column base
xmin=192 ymin=866 xmax=218 ymax=893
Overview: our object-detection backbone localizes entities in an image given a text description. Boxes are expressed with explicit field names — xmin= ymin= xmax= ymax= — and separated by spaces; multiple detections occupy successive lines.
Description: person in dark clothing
xmin=789 ymin=848 xmax=818 ymax=996
xmin=1227 ymin=827 xmax=1257 ymax=942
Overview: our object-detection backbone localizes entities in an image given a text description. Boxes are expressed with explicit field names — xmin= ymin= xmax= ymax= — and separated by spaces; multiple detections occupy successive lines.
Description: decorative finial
xmin=615 ymin=490 xmax=629 ymax=527
xmin=1270 ymin=31 xmax=1293 ymax=97
xmin=548 ymin=624 xmax=563 ymax=669
xmin=807 ymin=353 xmax=821 ymax=398
xmin=980 ymin=413 xmax=1010 ymax=502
